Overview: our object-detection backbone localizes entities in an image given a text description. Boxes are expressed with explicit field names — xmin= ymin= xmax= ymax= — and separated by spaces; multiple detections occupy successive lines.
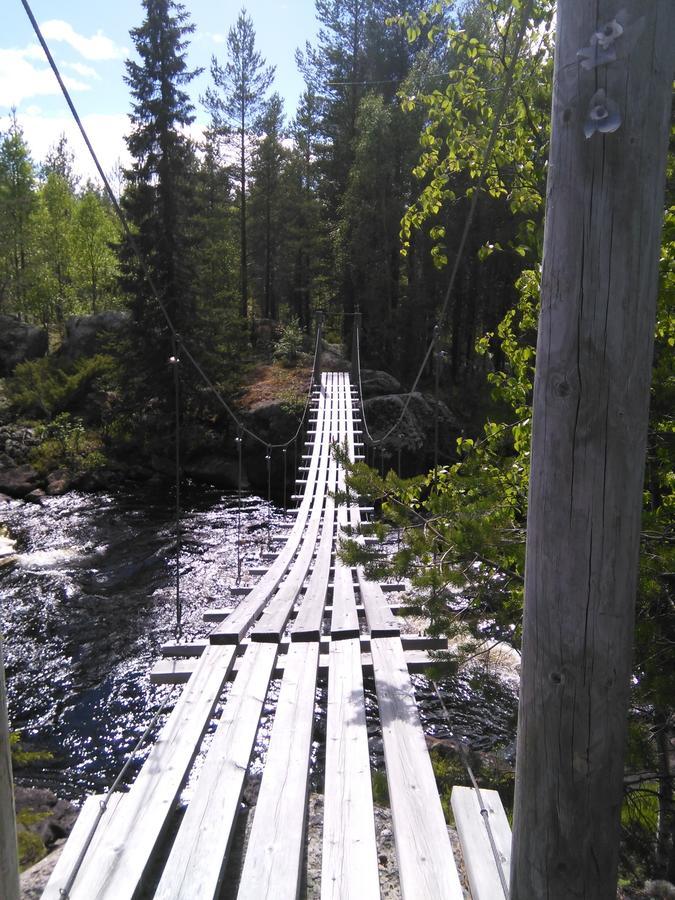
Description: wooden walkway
xmin=43 ymin=372 xmax=492 ymax=900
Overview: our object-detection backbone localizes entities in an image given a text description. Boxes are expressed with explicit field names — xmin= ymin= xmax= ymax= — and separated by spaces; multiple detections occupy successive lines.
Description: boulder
xmin=0 ymin=315 xmax=48 ymax=376
xmin=14 ymin=786 xmax=78 ymax=849
xmin=359 ymin=369 xmax=402 ymax=398
xmin=319 ymin=341 xmax=349 ymax=372
xmin=363 ymin=391 xmax=461 ymax=455
xmin=0 ymin=464 xmax=41 ymax=498
xmin=46 ymin=468 xmax=73 ymax=496
xmin=0 ymin=424 xmax=40 ymax=465
xmin=60 ymin=311 xmax=129 ymax=359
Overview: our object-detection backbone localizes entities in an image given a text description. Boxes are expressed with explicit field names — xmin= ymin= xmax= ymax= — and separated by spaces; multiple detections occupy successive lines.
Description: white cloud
xmin=0 ymin=47 xmax=89 ymax=106
xmin=63 ymin=61 xmax=100 ymax=80
xmin=1 ymin=109 xmax=131 ymax=186
xmin=40 ymin=20 xmax=127 ymax=61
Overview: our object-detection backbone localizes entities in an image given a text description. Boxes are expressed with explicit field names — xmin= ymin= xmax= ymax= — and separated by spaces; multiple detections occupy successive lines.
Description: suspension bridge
xmin=39 ymin=364 xmax=511 ymax=900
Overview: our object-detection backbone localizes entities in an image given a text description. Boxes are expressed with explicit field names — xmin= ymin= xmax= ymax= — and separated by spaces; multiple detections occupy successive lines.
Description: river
xmin=0 ymin=486 xmax=518 ymax=803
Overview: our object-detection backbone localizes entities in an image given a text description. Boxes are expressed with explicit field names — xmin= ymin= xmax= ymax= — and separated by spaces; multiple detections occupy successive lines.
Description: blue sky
xmin=1 ymin=0 xmax=319 ymax=182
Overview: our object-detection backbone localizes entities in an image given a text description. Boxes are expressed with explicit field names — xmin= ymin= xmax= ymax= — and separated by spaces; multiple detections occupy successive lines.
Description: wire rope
xmin=430 ymin=680 xmax=510 ymax=898
xmin=169 ymin=340 xmax=182 ymax=639
xmin=354 ymin=0 xmax=536 ymax=450
xmin=20 ymin=0 xmax=320 ymax=452
xmin=58 ymin=686 xmax=176 ymax=898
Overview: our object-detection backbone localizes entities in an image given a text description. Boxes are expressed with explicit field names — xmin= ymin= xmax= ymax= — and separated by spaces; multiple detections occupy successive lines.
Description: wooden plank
xmin=237 ymin=642 xmax=321 ymax=900
xmin=150 ymin=648 xmax=444 ymax=684
xmin=322 ymin=638 xmax=380 ymax=900
xmin=291 ymin=455 xmax=336 ymax=640
xmin=64 ymin=644 xmax=237 ymax=899
xmin=251 ymin=374 xmax=336 ymax=641
xmin=154 ymin=642 xmax=278 ymax=900
xmin=41 ymin=793 xmax=126 ymax=900
xmin=210 ymin=373 xmax=331 ymax=644
xmin=330 ymin=375 xmax=361 ymax=638
xmin=160 ymin=634 xmax=446 ymax=659
xmin=451 ymin=786 xmax=511 ymax=900
xmin=371 ymin=637 xmax=464 ymax=899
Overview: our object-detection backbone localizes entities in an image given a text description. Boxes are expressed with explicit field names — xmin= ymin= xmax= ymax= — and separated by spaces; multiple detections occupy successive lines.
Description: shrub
xmin=273 ymin=318 xmax=304 ymax=367
xmin=7 ymin=354 xmax=115 ymax=418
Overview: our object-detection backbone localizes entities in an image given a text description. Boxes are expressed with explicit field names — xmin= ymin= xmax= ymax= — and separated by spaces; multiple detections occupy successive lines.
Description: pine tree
xmin=0 ymin=114 xmax=37 ymax=320
xmin=203 ymin=9 xmax=275 ymax=320
xmin=121 ymin=0 xmax=201 ymax=394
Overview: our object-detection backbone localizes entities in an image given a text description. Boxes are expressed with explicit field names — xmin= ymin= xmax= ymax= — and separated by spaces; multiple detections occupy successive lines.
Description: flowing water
xmin=0 ymin=486 xmax=517 ymax=804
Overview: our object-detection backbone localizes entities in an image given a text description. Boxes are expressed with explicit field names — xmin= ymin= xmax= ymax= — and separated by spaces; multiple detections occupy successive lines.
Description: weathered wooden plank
xmin=451 ymin=785 xmax=511 ymax=900
xmin=356 ymin=572 xmax=401 ymax=637
xmin=210 ymin=373 xmax=331 ymax=644
xmin=322 ymin=638 xmax=380 ymax=900
xmin=252 ymin=375 xmax=336 ymax=641
xmin=64 ymin=644 xmax=237 ymax=899
xmin=160 ymin=634 xmax=446 ymax=659
xmin=154 ymin=642 xmax=278 ymax=900
xmin=150 ymin=647 xmax=444 ymax=684
xmin=237 ymin=642 xmax=320 ymax=900
xmin=291 ymin=455 xmax=337 ymax=640
xmin=330 ymin=375 xmax=361 ymax=639
xmin=371 ymin=637 xmax=464 ymax=899
xmin=41 ymin=793 xmax=126 ymax=900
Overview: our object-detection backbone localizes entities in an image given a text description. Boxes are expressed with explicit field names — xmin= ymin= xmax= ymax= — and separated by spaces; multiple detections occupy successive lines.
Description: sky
xmin=1 ymin=0 xmax=320 ymax=183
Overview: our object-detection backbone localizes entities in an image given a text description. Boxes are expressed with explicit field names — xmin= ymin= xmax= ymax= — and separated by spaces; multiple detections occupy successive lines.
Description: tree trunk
xmin=240 ymin=124 xmax=248 ymax=320
xmin=511 ymin=2 xmax=674 ymax=898
xmin=0 ymin=637 xmax=19 ymax=900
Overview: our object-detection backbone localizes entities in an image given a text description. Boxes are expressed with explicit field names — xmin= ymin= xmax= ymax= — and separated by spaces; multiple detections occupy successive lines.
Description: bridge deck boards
xmin=55 ymin=372 xmax=471 ymax=900
xmin=322 ymin=637 xmax=380 ymax=900
xmin=237 ymin=641 xmax=321 ymax=900
xmin=58 ymin=644 xmax=238 ymax=899
xmin=371 ymin=636 xmax=464 ymax=899
xmin=154 ymin=642 xmax=278 ymax=900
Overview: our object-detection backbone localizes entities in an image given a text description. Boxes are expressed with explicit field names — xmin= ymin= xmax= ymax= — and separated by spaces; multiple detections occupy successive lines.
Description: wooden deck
xmin=43 ymin=372 xmax=473 ymax=900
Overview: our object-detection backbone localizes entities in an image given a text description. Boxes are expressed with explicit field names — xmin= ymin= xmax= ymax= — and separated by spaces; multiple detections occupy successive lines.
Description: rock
xmin=25 ymin=488 xmax=46 ymax=504
xmin=363 ymin=391 xmax=461 ymax=455
xmin=0 ymin=464 xmax=41 ymax=498
xmin=184 ymin=454 xmax=248 ymax=490
xmin=0 ymin=315 xmax=48 ymax=376
xmin=14 ymin=787 xmax=78 ymax=849
xmin=0 ymin=424 xmax=40 ymax=466
xmin=20 ymin=842 xmax=65 ymax=900
xmin=359 ymin=369 xmax=402 ymax=398
xmin=46 ymin=468 xmax=73 ymax=496
xmin=319 ymin=341 xmax=349 ymax=372
xmin=60 ymin=311 xmax=129 ymax=360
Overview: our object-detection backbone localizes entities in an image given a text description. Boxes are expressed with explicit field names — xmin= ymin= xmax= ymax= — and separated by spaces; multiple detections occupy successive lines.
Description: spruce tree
xmin=121 ymin=0 xmax=200 ymax=398
xmin=203 ymin=9 xmax=275 ymax=320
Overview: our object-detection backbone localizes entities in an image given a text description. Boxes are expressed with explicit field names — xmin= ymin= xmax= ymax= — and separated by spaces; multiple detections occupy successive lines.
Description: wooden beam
xmin=451 ymin=786 xmax=511 ymax=900
xmin=511 ymin=3 xmax=675 ymax=897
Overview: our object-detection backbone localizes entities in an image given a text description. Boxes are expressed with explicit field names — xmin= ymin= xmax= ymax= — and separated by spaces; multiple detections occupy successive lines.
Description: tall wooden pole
xmin=1 ymin=634 xmax=19 ymax=900
xmin=511 ymin=2 xmax=674 ymax=898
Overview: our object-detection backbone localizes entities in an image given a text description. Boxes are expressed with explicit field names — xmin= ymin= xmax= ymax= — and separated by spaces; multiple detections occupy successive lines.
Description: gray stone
xmin=362 ymin=391 xmax=460 ymax=455
xmin=0 ymin=464 xmax=41 ymax=498
xmin=46 ymin=468 xmax=73 ymax=496
xmin=0 ymin=315 xmax=48 ymax=376
xmin=60 ymin=310 xmax=129 ymax=359
xmin=359 ymin=369 xmax=402 ymax=398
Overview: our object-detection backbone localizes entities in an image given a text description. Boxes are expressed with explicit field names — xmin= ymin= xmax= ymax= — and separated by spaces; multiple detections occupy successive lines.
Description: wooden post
xmin=511 ymin=3 xmax=674 ymax=898
xmin=1 ymin=634 xmax=19 ymax=900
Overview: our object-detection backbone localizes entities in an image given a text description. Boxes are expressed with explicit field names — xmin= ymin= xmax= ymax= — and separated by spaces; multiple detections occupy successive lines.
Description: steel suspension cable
xmin=430 ymin=680 xmax=510 ymax=898
xmin=58 ymin=686 xmax=176 ymax=898
xmin=354 ymin=0 xmax=536 ymax=450
xmin=20 ymin=0 xmax=320 ymax=452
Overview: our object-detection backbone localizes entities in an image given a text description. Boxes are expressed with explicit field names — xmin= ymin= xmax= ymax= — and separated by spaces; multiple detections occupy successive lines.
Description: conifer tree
xmin=203 ymin=9 xmax=275 ymax=319
xmin=121 ymin=0 xmax=200 ymax=394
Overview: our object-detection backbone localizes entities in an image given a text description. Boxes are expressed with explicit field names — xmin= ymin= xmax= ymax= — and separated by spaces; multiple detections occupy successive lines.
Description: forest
xmin=0 ymin=0 xmax=672 ymax=895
